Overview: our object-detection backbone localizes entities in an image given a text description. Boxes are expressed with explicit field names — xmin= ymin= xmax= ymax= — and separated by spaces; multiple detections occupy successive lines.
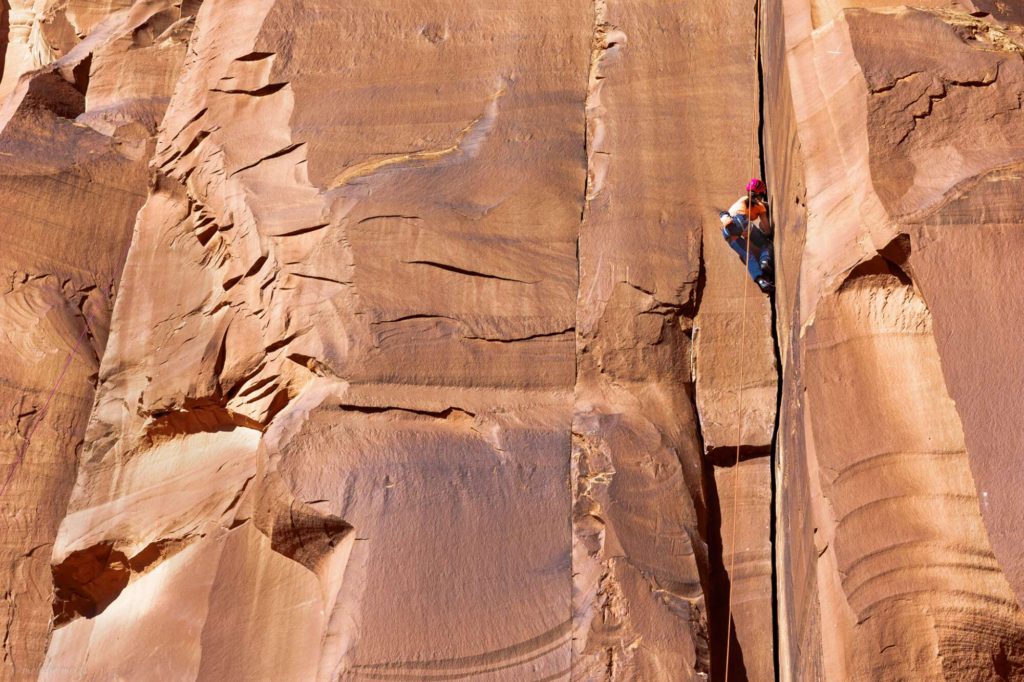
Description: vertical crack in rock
xmin=755 ymin=2 xmax=784 ymax=676
xmin=688 ymin=251 xmax=730 ymax=682
xmin=582 ymin=0 xmax=612 ymax=210
xmin=691 ymin=0 xmax=780 ymax=678
xmin=768 ymin=309 xmax=783 ymax=682
xmin=571 ymin=0 xmax=613 ymax=673
xmin=575 ymin=0 xmax=759 ymax=676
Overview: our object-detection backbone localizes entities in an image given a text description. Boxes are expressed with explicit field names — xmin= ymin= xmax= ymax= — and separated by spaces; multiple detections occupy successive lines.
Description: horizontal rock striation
xmin=0 ymin=0 xmax=778 ymax=679
xmin=4 ymin=0 xmax=1022 ymax=680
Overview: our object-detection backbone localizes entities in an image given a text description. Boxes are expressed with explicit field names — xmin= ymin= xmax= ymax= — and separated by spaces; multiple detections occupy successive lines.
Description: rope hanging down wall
xmin=723 ymin=0 xmax=764 ymax=679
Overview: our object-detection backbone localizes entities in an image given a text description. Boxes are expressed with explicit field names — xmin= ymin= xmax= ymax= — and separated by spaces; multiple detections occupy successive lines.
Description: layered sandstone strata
xmin=6 ymin=0 xmax=1022 ymax=680
xmin=0 ymin=0 xmax=773 ymax=680
xmin=0 ymin=3 xmax=199 ymax=677
xmin=766 ymin=1 xmax=1024 ymax=679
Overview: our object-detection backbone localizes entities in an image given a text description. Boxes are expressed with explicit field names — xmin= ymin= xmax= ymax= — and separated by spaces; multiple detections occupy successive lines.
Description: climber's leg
xmin=758 ymin=245 xmax=774 ymax=279
xmin=722 ymin=214 xmax=750 ymax=261
xmin=745 ymin=252 xmax=764 ymax=282
xmin=723 ymin=229 xmax=750 ymax=262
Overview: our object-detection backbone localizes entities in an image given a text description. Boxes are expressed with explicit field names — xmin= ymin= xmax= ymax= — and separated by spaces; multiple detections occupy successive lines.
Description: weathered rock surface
xmin=0 ymin=0 xmax=779 ymax=678
xmin=767 ymin=1 xmax=1024 ymax=679
xmin=42 ymin=1 xmax=589 ymax=679
xmin=3 ymin=0 xmax=1023 ymax=680
xmin=0 ymin=3 xmax=197 ymax=678
xmin=573 ymin=1 xmax=775 ymax=680
xmin=0 ymin=0 xmax=768 ymax=678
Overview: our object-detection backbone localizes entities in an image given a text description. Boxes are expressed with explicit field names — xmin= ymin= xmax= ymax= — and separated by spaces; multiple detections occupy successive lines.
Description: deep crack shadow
xmin=756 ymin=0 xmax=783 ymax=675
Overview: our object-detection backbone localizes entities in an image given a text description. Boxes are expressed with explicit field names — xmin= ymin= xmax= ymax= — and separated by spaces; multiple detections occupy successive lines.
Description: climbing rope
xmin=723 ymin=0 xmax=763 ymax=679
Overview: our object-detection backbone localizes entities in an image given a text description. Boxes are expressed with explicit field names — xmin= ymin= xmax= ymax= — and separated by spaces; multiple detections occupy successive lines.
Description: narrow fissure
xmin=755 ymin=0 xmax=784 ymax=675
xmin=688 ymin=232 xmax=752 ymax=681
xmin=699 ymin=0 xmax=784 ymax=678
xmin=768 ymin=305 xmax=783 ymax=682
xmin=569 ymin=2 xmax=609 ymax=677
xmin=687 ymin=240 xmax=729 ymax=681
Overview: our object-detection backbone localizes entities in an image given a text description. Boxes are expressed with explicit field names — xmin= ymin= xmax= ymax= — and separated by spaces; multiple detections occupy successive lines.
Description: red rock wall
xmin=0 ymin=1 xmax=779 ymax=680
xmin=573 ymin=1 xmax=775 ymax=679
xmin=0 ymin=3 xmax=198 ymax=677
xmin=766 ymin=1 xmax=1024 ymax=679
xmin=10 ymin=0 xmax=1024 ymax=680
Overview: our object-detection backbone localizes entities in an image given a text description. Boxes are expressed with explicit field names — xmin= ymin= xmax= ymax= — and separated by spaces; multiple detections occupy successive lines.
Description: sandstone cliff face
xmin=2 ymin=0 xmax=1022 ymax=680
xmin=574 ymin=2 xmax=774 ymax=679
xmin=0 ymin=3 xmax=198 ymax=678
xmin=766 ymin=1 xmax=1024 ymax=679
xmin=3 ymin=1 xmax=774 ymax=680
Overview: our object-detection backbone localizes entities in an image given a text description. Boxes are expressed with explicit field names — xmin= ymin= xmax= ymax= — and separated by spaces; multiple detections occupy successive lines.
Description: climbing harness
xmin=724 ymin=0 xmax=764 ymax=679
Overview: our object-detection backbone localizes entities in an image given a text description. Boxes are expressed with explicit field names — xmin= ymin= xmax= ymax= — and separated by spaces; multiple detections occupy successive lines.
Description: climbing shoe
xmin=756 ymin=277 xmax=775 ymax=294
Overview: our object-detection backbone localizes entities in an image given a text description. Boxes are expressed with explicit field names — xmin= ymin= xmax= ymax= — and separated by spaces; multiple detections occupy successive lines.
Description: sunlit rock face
xmin=3 ymin=0 xmax=1023 ymax=680
xmin=0 ymin=3 xmax=199 ymax=677
xmin=1 ymin=1 xmax=772 ymax=680
xmin=766 ymin=2 xmax=1024 ymax=679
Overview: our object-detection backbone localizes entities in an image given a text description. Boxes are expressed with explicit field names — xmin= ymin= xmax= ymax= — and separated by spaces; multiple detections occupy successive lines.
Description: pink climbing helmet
xmin=746 ymin=178 xmax=766 ymax=194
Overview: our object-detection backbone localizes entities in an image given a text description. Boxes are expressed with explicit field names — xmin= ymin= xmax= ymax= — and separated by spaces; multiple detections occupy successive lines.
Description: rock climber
xmin=720 ymin=178 xmax=775 ymax=294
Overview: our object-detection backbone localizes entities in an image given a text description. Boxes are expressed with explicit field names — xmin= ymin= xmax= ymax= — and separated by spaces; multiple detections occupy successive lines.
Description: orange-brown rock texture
xmin=2 ymin=0 xmax=1023 ymax=680
xmin=766 ymin=1 xmax=1024 ymax=680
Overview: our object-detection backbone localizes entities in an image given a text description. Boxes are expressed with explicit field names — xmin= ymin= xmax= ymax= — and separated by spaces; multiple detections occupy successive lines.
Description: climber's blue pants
xmin=722 ymin=216 xmax=773 ymax=282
